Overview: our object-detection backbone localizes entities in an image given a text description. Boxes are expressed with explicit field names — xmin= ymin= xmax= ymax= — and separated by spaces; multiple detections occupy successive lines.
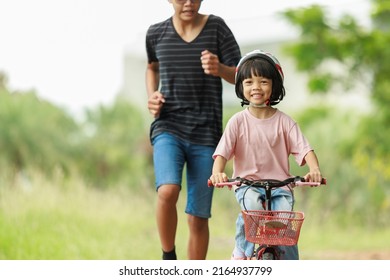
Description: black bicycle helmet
xmin=235 ymin=50 xmax=285 ymax=106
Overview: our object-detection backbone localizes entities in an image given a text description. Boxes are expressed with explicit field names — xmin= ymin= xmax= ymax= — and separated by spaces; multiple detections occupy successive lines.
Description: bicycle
xmin=208 ymin=176 xmax=326 ymax=260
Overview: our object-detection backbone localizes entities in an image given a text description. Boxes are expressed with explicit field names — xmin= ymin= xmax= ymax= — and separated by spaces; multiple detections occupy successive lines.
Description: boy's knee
xmin=188 ymin=215 xmax=209 ymax=232
xmin=158 ymin=184 xmax=180 ymax=203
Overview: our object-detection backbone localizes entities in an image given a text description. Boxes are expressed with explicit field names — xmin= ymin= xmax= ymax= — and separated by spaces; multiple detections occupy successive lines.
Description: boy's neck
xmin=172 ymin=14 xmax=208 ymax=42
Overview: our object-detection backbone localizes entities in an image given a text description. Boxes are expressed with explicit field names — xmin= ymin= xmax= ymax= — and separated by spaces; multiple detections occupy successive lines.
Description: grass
xmin=0 ymin=178 xmax=159 ymax=259
xmin=1 ymin=177 xmax=389 ymax=260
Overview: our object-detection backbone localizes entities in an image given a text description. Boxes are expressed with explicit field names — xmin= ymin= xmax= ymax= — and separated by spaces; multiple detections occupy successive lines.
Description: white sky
xmin=0 ymin=0 xmax=370 ymax=115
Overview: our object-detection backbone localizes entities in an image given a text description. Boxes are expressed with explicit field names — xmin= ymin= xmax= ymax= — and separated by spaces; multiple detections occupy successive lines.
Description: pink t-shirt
xmin=213 ymin=108 xmax=313 ymax=181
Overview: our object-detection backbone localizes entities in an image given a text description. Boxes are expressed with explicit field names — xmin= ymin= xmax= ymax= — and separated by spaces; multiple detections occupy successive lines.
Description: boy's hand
xmin=148 ymin=91 xmax=165 ymax=118
xmin=201 ymin=50 xmax=220 ymax=77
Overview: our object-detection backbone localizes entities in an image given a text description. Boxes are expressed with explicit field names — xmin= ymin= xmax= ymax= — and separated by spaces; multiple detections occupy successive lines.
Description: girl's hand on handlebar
xmin=208 ymin=173 xmax=230 ymax=189
xmin=304 ymin=167 xmax=323 ymax=187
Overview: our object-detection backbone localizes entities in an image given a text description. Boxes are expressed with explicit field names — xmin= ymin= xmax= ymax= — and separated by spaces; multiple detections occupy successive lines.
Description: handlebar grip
xmin=297 ymin=177 xmax=327 ymax=186
xmin=208 ymin=179 xmax=240 ymax=188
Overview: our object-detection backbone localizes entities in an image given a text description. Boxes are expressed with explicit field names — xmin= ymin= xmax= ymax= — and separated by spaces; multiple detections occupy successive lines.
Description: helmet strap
xmin=249 ymin=99 xmax=270 ymax=108
xmin=249 ymin=103 xmax=267 ymax=108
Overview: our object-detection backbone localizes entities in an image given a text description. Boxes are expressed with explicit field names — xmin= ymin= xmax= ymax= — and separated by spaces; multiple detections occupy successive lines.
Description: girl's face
xmin=242 ymin=74 xmax=273 ymax=106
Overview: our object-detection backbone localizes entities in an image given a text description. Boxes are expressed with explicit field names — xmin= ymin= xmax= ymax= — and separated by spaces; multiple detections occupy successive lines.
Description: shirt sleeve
xmin=212 ymin=114 xmax=238 ymax=160
xmin=213 ymin=15 xmax=241 ymax=67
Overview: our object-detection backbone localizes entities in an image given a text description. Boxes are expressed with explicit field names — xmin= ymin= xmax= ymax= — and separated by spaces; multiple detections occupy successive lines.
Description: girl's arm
xmin=303 ymin=151 xmax=322 ymax=183
xmin=209 ymin=155 xmax=229 ymax=186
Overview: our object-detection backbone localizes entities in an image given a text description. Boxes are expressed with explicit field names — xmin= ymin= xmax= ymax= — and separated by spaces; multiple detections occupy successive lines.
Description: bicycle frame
xmin=208 ymin=176 xmax=326 ymax=260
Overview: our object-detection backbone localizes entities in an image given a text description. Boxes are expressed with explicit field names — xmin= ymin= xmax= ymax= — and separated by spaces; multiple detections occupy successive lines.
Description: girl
xmin=209 ymin=50 xmax=322 ymax=260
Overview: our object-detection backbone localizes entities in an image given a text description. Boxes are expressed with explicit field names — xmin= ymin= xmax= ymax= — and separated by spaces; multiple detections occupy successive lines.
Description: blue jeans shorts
xmin=152 ymin=132 xmax=214 ymax=218
xmin=234 ymin=186 xmax=299 ymax=259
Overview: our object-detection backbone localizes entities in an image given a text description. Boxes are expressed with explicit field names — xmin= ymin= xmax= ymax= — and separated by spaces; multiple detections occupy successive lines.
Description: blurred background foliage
xmin=0 ymin=0 xmax=389 ymax=259
xmin=0 ymin=73 xmax=153 ymax=190
xmin=280 ymin=0 xmax=390 ymax=227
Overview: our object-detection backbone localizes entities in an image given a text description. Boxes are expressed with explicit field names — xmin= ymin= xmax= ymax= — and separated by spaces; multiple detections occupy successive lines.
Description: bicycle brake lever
xmin=293 ymin=176 xmax=305 ymax=183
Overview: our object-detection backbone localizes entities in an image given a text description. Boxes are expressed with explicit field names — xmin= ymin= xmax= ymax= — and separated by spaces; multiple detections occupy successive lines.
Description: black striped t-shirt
xmin=146 ymin=14 xmax=241 ymax=147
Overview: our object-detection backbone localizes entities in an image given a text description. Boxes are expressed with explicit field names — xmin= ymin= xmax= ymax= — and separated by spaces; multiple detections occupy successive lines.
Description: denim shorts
xmin=234 ymin=186 xmax=299 ymax=259
xmin=152 ymin=132 xmax=215 ymax=218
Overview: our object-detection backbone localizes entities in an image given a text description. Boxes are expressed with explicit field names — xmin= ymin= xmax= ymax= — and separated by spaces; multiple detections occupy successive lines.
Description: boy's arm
xmin=201 ymin=50 xmax=236 ymax=84
xmin=145 ymin=62 xmax=165 ymax=117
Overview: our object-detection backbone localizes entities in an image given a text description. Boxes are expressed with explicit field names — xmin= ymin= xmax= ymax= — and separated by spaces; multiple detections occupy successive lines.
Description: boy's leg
xmin=152 ymin=133 xmax=185 ymax=259
xmin=185 ymin=143 xmax=214 ymax=260
xmin=187 ymin=215 xmax=209 ymax=260
xmin=157 ymin=184 xmax=180 ymax=258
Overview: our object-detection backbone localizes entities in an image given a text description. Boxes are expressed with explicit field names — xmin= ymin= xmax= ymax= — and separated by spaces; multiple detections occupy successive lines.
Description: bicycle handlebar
xmin=208 ymin=176 xmax=327 ymax=189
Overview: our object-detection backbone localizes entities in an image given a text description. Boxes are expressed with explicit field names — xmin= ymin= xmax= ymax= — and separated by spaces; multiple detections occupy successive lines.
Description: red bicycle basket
xmin=242 ymin=210 xmax=304 ymax=246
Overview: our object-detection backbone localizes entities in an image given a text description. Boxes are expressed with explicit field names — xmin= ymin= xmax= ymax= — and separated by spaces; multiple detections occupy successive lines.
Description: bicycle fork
xmin=255 ymin=245 xmax=284 ymax=260
xmin=256 ymin=185 xmax=283 ymax=260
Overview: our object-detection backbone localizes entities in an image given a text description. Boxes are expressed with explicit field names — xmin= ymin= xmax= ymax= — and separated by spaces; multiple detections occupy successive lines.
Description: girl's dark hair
xmin=235 ymin=53 xmax=285 ymax=106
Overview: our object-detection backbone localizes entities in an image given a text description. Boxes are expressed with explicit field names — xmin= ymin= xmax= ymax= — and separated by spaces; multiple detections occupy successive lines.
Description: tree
xmin=78 ymin=97 xmax=153 ymax=188
xmin=281 ymin=0 xmax=390 ymax=225
xmin=0 ymin=72 xmax=80 ymax=182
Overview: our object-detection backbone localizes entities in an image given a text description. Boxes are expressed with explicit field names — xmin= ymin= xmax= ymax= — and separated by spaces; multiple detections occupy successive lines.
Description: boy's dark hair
xmin=235 ymin=50 xmax=285 ymax=106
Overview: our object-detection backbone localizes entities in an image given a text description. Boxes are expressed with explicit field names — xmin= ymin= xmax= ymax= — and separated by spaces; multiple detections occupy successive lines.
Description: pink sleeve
xmin=212 ymin=115 xmax=238 ymax=161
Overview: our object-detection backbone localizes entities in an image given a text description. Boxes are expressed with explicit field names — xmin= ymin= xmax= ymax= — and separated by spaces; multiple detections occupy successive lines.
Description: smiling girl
xmin=209 ymin=50 xmax=322 ymax=260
